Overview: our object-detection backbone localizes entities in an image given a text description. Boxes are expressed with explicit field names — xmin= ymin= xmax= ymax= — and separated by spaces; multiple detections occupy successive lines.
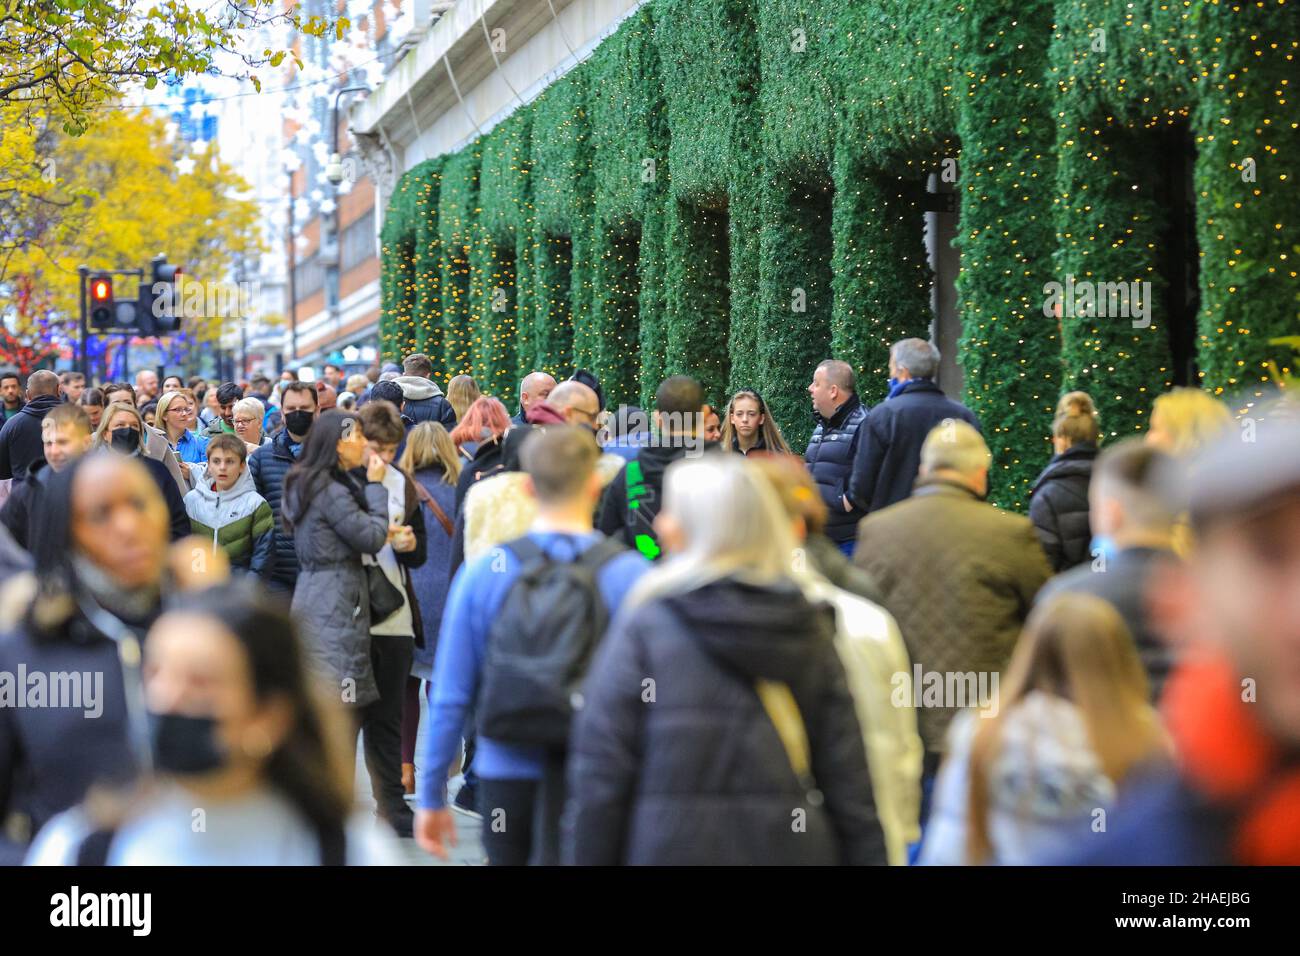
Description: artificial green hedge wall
xmin=381 ymin=1 xmax=1299 ymax=508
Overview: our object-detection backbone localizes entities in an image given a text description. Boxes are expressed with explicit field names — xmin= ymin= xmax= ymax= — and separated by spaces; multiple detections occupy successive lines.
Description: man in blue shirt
xmin=416 ymin=426 xmax=649 ymax=865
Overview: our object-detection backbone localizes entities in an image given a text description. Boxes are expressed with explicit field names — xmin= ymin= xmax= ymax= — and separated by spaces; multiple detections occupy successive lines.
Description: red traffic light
xmin=90 ymin=276 xmax=113 ymax=301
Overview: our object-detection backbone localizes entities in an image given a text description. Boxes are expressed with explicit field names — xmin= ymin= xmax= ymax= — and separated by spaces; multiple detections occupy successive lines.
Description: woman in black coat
xmin=93 ymin=402 xmax=190 ymax=540
xmin=1028 ymin=401 xmax=1099 ymax=572
xmin=562 ymin=455 xmax=886 ymax=866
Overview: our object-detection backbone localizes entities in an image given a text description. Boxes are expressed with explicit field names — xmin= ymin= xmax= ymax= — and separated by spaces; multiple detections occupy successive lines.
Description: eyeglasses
xmin=233 ymin=417 xmax=258 ymax=427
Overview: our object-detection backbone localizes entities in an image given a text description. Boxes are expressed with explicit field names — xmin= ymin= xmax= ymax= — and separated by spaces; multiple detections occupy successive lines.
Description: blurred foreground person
xmin=564 ymin=455 xmax=887 ymax=865
xmin=0 ymin=455 xmax=169 ymax=864
xmin=753 ymin=455 xmax=920 ymax=864
xmin=1036 ymin=440 xmax=1180 ymax=700
xmin=920 ymin=594 xmax=1167 ymax=865
xmin=26 ymin=583 xmax=400 ymax=865
xmin=416 ymin=427 xmax=648 ymax=865
xmin=1076 ymin=416 xmax=1300 ymax=864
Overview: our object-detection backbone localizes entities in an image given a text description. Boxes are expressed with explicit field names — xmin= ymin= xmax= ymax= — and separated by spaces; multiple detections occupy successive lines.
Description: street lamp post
xmin=323 ymin=85 xmax=369 ymax=338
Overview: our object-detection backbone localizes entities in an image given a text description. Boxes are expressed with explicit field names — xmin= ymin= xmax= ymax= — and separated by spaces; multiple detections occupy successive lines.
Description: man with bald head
xmin=805 ymin=358 xmax=868 ymax=554
xmin=135 ymin=369 xmax=159 ymax=404
xmin=0 ymin=369 xmax=64 ymax=480
xmin=513 ymin=371 xmax=557 ymax=426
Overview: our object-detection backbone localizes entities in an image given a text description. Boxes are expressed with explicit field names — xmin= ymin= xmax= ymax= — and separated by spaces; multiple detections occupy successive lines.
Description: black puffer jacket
xmin=563 ymin=577 xmax=887 ymax=866
xmin=1028 ymin=443 xmax=1096 ymax=572
xmin=804 ymin=395 xmax=868 ymax=545
xmin=248 ymin=429 xmax=301 ymax=590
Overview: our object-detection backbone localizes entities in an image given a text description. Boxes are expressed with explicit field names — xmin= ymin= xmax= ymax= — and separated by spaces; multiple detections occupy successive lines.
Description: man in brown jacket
xmin=854 ymin=419 xmax=1051 ymax=827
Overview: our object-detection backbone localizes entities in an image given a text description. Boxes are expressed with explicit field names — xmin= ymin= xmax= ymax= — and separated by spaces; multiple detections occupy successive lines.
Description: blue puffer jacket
xmin=248 ymin=429 xmax=302 ymax=590
xmin=804 ymin=394 xmax=868 ymax=544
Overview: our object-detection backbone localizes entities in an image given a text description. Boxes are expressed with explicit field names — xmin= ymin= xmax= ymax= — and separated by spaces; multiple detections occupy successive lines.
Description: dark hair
xmin=207 ymin=432 xmax=248 ymax=462
xmin=1 ymin=370 xmax=20 ymax=386
xmin=281 ymin=381 xmax=318 ymax=407
xmin=282 ymin=410 xmax=362 ymax=531
xmin=60 ymin=371 xmax=86 ymax=385
xmin=402 ymin=353 xmax=434 ymax=379
xmin=358 ymin=400 xmax=405 ymax=445
xmin=139 ymin=400 xmax=158 ymax=420
xmin=569 ymin=368 xmax=605 ymax=411
xmin=369 ymin=380 xmax=404 ymax=408
xmin=655 ymin=375 xmax=704 ymax=417
xmin=249 ymin=375 xmax=272 ymax=393
xmin=163 ymin=583 xmax=353 ymax=839
xmin=216 ymin=382 xmax=245 ymax=406
xmin=80 ymin=387 xmax=106 ymax=408
xmin=162 ymin=375 xmax=184 ymax=389
xmin=103 ymin=382 xmax=135 ymax=405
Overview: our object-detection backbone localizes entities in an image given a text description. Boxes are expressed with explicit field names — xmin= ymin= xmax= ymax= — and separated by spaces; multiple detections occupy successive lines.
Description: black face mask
xmin=284 ymin=410 xmax=314 ymax=437
xmin=148 ymin=711 xmax=227 ymax=775
xmin=110 ymin=427 xmax=140 ymax=454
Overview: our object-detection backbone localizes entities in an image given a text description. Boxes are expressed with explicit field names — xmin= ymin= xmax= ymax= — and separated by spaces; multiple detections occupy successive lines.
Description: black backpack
xmin=478 ymin=535 xmax=627 ymax=748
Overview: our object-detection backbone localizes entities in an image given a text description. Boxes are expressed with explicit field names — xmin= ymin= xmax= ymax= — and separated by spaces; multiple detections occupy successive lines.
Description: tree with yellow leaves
xmin=0 ymin=106 xmax=264 ymax=371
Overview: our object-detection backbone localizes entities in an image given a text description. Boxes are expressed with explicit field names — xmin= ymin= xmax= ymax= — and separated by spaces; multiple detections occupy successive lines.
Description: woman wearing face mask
xmin=25 ymin=583 xmax=401 ymax=864
xmin=282 ymin=411 xmax=391 ymax=724
xmin=0 ymin=454 xmax=170 ymax=864
xmin=93 ymin=402 xmax=191 ymax=541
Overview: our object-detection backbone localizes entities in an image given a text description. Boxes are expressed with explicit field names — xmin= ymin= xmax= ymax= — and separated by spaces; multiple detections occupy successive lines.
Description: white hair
xmin=627 ymin=455 xmax=801 ymax=609
xmin=919 ymin=419 xmax=990 ymax=476
xmin=232 ymin=396 xmax=265 ymax=424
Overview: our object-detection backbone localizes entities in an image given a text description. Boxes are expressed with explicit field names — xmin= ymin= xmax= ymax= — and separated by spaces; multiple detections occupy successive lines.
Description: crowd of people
xmin=0 ymin=339 xmax=1297 ymax=867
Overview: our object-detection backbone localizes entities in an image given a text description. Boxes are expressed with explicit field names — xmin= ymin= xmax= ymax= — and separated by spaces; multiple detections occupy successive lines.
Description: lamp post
xmin=323 ymin=85 xmax=369 ymax=339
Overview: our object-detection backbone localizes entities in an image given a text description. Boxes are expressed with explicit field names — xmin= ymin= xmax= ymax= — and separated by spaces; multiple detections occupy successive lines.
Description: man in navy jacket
xmin=805 ymin=359 xmax=867 ymax=553
xmin=849 ymin=338 xmax=980 ymax=514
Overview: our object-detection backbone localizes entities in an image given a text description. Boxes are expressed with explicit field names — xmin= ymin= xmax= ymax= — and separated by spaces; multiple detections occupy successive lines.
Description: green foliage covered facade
xmin=380 ymin=1 xmax=1299 ymax=507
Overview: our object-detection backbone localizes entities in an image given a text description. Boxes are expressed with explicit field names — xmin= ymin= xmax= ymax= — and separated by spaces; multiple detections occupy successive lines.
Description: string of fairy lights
xmin=379 ymin=1 xmax=1296 ymax=508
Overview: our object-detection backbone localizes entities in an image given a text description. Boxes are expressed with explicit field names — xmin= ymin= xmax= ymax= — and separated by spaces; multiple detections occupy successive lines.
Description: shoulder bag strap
xmin=413 ymin=480 xmax=454 ymax=536
xmin=754 ymin=678 xmax=812 ymax=784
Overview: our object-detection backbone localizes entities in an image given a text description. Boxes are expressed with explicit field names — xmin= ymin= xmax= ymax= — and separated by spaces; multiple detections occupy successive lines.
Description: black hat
xmin=569 ymin=369 xmax=604 ymax=411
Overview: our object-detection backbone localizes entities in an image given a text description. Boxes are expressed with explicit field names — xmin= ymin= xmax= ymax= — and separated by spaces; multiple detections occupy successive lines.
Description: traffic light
xmin=88 ymin=274 xmax=114 ymax=330
xmin=146 ymin=254 xmax=183 ymax=334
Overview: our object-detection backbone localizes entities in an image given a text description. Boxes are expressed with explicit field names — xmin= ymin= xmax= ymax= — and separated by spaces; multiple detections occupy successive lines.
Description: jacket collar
xmin=912 ymin=475 xmax=984 ymax=502
xmin=815 ymin=393 xmax=862 ymax=431
xmin=272 ymin=427 xmax=300 ymax=460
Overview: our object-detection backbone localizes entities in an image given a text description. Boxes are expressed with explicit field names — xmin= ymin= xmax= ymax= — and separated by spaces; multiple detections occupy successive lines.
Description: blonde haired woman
xmin=1145 ymin=388 xmax=1232 ymax=554
xmin=93 ymin=402 xmax=192 ymax=540
xmin=446 ymin=374 xmax=481 ymax=423
xmin=920 ymin=593 xmax=1168 ymax=865
xmin=396 ymin=422 xmax=461 ymax=794
xmin=1146 ymin=387 xmax=1232 ymax=457
xmin=720 ymin=388 xmax=791 ymax=456
xmin=563 ymin=454 xmax=887 ymax=865
xmin=156 ymin=389 xmax=209 ymax=467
